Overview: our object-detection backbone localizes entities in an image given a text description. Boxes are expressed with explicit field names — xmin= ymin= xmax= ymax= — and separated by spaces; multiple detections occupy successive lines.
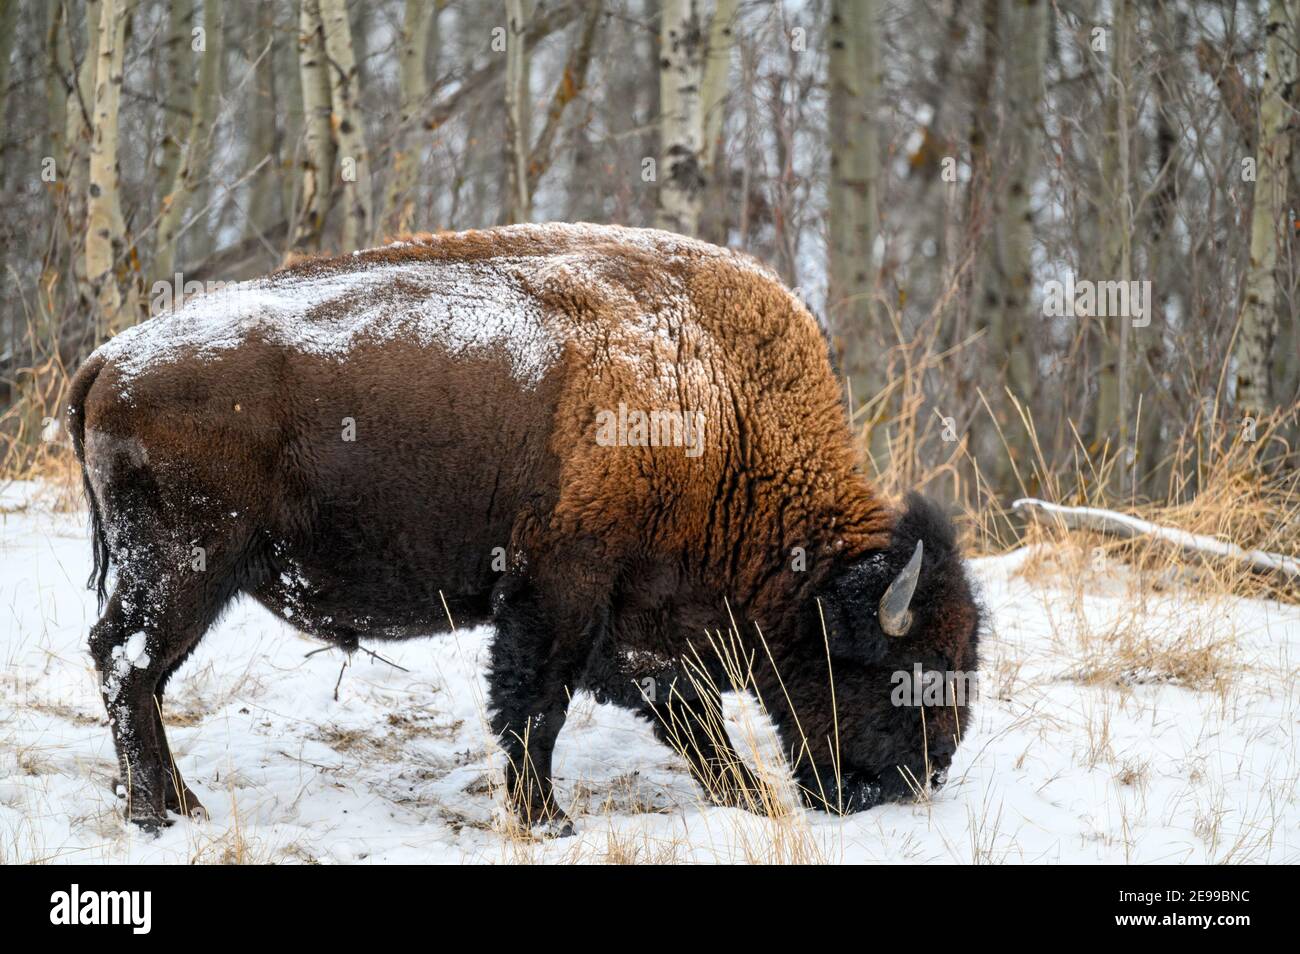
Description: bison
xmin=66 ymin=223 xmax=981 ymax=833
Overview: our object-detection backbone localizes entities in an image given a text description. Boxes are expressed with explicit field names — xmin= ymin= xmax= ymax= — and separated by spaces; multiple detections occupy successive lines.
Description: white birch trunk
xmin=319 ymin=0 xmax=372 ymax=251
xmin=295 ymin=0 xmax=336 ymax=250
xmin=827 ymin=0 xmax=880 ymax=419
xmin=656 ymin=0 xmax=706 ymax=235
xmin=381 ymin=0 xmax=438 ymax=235
xmin=1234 ymin=0 xmax=1298 ymax=412
xmin=504 ymin=0 xmax=532 ymax=223
xmin=85 ymin=0 xmax=129 ymax=333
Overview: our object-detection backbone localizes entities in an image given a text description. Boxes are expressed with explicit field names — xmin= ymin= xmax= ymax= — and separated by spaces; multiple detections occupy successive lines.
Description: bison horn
xmin=879 ymin=540 xmax=923 ymax=637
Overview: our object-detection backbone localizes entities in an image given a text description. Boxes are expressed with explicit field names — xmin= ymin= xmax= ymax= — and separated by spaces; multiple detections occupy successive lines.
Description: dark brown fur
xmin=67 ymin=224 xmax=980 ymax=829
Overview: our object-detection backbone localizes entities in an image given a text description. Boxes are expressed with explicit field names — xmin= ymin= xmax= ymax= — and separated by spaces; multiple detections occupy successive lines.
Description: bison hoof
xmin=533 ymin=815 xmax=576 ymax=838
xmin=517 ymin=803 xmax=575 ymax=838
xmin=703 ymin=762 xmax=772 ymax=814
xmin=128 ymin=811 xmax=174 ymax=835
xmin=707 ymin=786 xmax=771 ymax=814
xmin=797 ymin=774 xmax=883 ymax=814
xmin=509 ymin=788 xmax=575 ymax=837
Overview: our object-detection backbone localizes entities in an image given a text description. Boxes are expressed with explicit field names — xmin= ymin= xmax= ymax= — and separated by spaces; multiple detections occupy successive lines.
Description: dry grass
xmin=865 ymin=365 xmax=1300 ymax=607
xmin=1 ymin=354 xmax=71 ymax=479
xmin=474 ymin=615 xmax=854 ymax=864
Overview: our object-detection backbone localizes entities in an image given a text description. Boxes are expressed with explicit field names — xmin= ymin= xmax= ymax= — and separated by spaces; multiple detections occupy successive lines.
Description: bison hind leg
xmin=90 ymin=502 xmax=265 ymax=829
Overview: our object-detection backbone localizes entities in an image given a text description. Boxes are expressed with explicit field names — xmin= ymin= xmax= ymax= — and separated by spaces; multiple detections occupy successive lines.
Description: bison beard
xmin=66 ymin=224 xmax=982 ymax=833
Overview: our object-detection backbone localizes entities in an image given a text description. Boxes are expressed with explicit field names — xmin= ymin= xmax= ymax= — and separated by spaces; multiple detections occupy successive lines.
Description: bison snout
xmin=799 ymin=771 xmax=891 ymax=813
xmin=800 ymin=761 xmax=952 ymax=814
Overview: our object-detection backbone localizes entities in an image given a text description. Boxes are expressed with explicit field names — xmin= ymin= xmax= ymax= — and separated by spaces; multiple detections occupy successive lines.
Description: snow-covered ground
xmin=2 ymin=480 xmax=1297 ymax=864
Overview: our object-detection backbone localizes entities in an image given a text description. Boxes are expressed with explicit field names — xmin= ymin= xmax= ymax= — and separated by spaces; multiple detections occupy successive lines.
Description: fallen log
xmin=1012 ymin=497 xmax=1300 ymax=582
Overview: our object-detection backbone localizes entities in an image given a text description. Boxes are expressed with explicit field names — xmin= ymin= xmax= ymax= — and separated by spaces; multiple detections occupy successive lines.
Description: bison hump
xmin=95 ymin=258 xmax=562 ymax=389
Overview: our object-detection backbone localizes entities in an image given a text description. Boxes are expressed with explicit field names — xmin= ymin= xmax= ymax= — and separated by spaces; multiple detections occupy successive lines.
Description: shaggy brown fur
xmin=67 ymin=223 xmax=980 ymax=831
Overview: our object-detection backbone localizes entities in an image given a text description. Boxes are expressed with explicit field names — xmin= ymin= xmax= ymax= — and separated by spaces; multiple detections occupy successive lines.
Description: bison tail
xmin=65 ymin=352 xmax=111 ymax=608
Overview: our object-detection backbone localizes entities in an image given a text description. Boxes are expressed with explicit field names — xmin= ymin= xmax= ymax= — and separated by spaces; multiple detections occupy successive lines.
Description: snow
xmin=489 ymin=222 xmax=781 ymax=283
xmin=98 ymin=259 xmax=561 ymax=390
xmin=94 ymin=226 xmax=785 ymax=402
xmin=1 ymin=480 xmax=1297 ymax=864
xmin=102 ymin=632 xmax=150 ymax=704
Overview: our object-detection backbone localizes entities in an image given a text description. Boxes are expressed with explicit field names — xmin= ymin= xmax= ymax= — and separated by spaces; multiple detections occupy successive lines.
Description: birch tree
xmin=965 ymin=0 xmax=999 ymax=335
xmin=65 ymin=0 xmax=101 ymax=308
xmin=697 ymin=0 xmax=737 ymax=243
xmin=381 ymin=0 xmax=439 ymax=235
xmin=1139 ymin=0 xmax=1186 ymax=494
xmin=1234 ymin=0 xmax=1297 ymax=413
xmin=504 ymin=0 xmax=532 ymax=223
xmin=85 ymin=0 xmax=130 ymax=334
xmin=0 ymin=0 xmax=16 ymax=331
xmin=245 ymin=19 xmax=280 ymax=238
xmin=827 ymin=0 xmax=881 ymax=420
xmin=987 ymin=0 xmax=1047 ymax=487
xmin=319 ymin=0 xmax=371 ymax=251
xmin=1095 ymin=0 xmax=1135 ymax=449
xmin=295 ymin=0 xmax=335 ymax=250
xmin=994 ymin=0 xmax=1046 ymax=411
xmin=154 ymin=0 xmax=223 ymax=286
xmin=277 ymin=18 xmax=304 ymax=226
xmin=504 ymin=0 xmax=603 ymax=224
xmin=153 ymin=0 xmax=193 ymax=257
xmin=0 ymin=0 xmax=18 ymax=108
xmin=525 ymin=0 xmax=603 ymax=199
xmin=44 ymin=2 xmax=73 ymax=272
xmin=656 ymin=0 xmax=706 ymax=235
xmin=1274 ymin=65 xmax=1300 ymax=413
xmin=700 ymin=0 xmax=736 ymax=175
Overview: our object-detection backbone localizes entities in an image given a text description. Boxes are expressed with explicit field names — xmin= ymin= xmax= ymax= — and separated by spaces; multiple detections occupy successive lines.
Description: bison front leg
xmin=641 ymin=682 xmax=771 ymax=814
xmin=487 ymin=575 xmax=604 ymax=836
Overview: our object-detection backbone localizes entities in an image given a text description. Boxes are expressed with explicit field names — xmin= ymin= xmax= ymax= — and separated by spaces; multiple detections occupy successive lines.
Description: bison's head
xmin=773 ymin=493 xmax=982 ymax=813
